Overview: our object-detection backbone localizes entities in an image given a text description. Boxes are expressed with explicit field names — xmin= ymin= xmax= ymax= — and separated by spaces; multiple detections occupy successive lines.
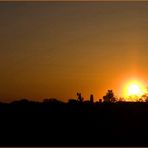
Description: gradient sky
xmin=1 ymin=1 xmax=148 ymax=102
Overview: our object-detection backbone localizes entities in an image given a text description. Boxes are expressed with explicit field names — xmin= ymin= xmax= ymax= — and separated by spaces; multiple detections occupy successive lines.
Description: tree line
xmin=69 ymin=89 xmax=148 ymax=103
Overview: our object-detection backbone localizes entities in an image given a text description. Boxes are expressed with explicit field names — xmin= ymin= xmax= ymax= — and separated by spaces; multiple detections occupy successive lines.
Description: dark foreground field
xmin=0 ymin=100 xmax=148 ymax=146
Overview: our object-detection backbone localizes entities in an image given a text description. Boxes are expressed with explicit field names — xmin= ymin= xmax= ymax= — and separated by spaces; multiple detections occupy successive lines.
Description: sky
xmin=1 ymin=1 xmax=148 ymax=102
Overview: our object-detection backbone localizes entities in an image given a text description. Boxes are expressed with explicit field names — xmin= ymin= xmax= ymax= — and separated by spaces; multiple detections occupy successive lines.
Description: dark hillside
xmin=0 ymin=101 xmax=148 ymax=146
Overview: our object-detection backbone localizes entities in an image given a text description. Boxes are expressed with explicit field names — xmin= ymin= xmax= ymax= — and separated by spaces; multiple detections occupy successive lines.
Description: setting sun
xmin=122 ymin=79 xmax=146 ymax=101
xmin=127 ymin=84 xmax=141 ymax=96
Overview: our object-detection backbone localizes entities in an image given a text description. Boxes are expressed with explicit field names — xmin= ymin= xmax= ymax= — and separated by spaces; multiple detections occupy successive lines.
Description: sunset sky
xmin=1 ymin=2 xmax=148 ymax=102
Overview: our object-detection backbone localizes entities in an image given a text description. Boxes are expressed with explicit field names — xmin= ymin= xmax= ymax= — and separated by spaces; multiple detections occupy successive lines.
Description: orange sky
xmin=1 ymin=1 xmax=148 ymax=102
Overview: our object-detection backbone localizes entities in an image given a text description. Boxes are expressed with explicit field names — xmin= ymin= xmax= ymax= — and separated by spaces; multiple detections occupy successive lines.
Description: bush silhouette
xmin=103 ymin=90 xmax=116 ymax=102
xmin=77 ymin=93 xmax=84 ymax=102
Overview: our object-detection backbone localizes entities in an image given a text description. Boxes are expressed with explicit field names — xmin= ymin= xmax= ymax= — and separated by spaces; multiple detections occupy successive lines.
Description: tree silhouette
xmin=141 ymin=94 xmax=148 ymax=102
xmin=77 ymin=93 xmax=84 ymax=102
xmin=103 ymin=90 xmax=116 ymax=103
xmin=118 ymin=97 xmax=125 ymax=102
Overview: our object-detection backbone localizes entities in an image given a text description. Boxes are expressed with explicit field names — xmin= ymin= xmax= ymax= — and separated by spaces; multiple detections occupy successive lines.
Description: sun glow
xmin=128 ymin=84 xmax=141 ymax=96
xmin=122 ymin=79 xmax=147 ymax=101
